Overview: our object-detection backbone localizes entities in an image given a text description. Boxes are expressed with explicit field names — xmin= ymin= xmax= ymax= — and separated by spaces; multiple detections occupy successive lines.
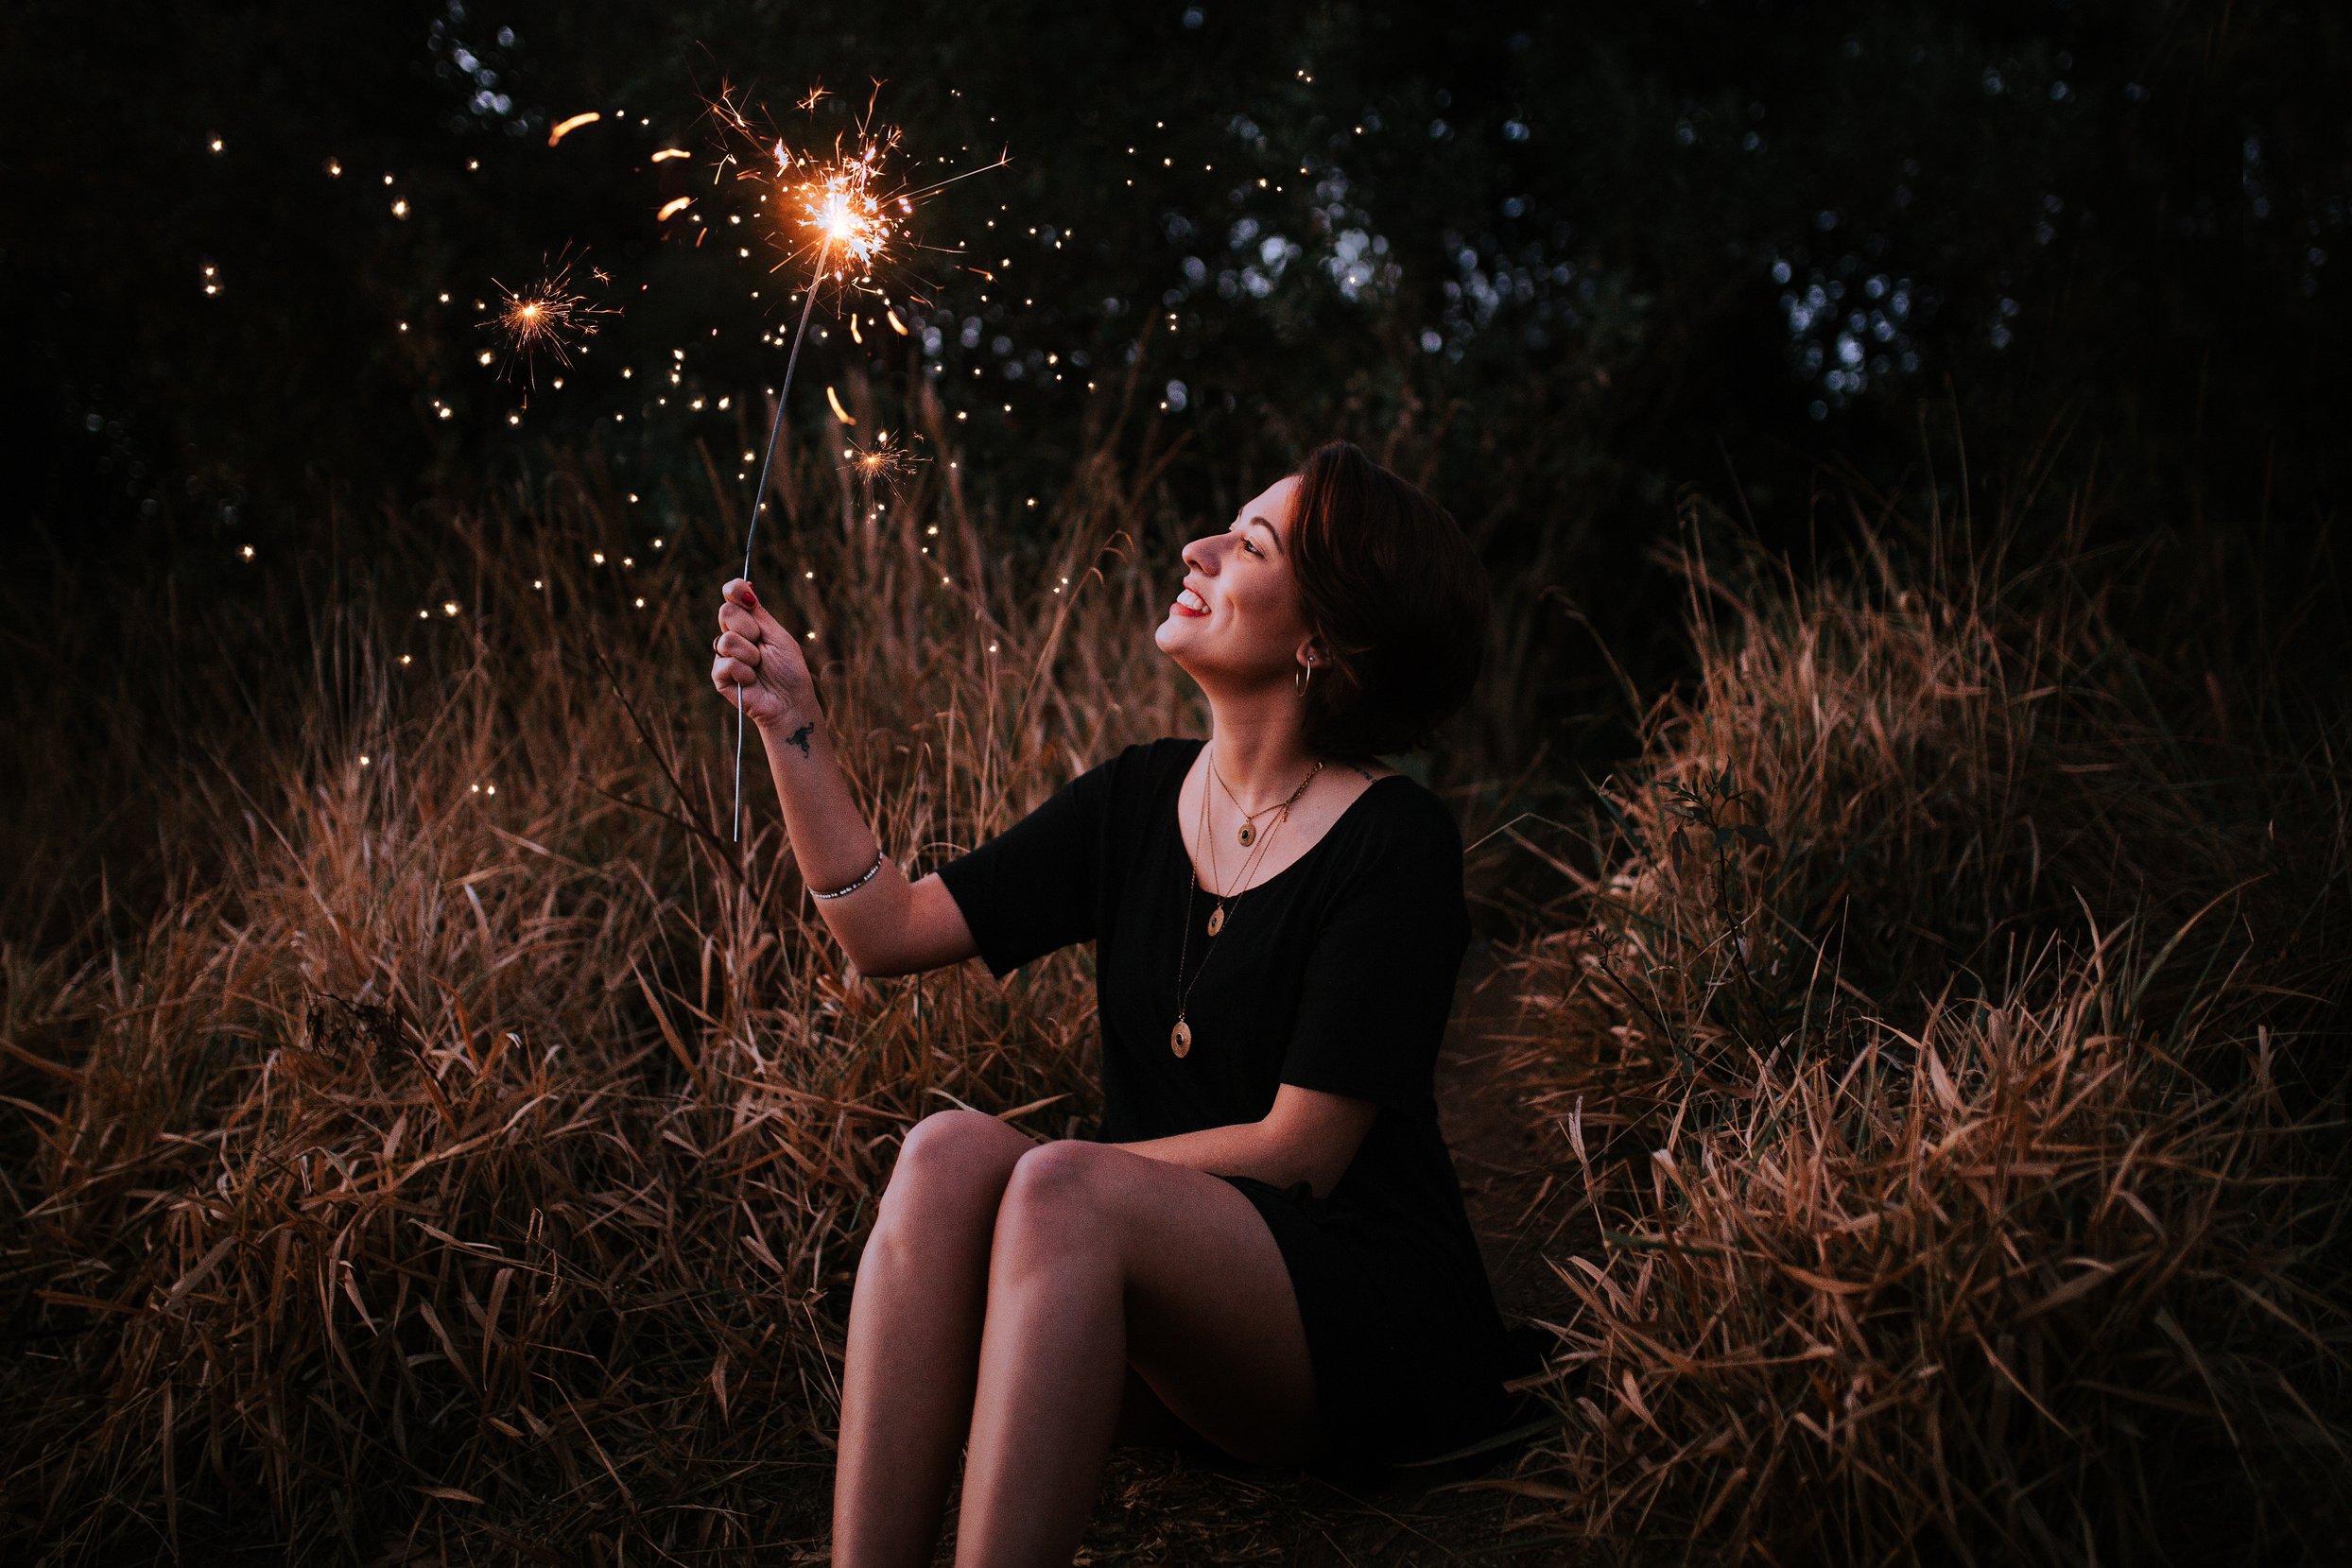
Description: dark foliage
xmin=7 ymin=1 xmax=2348 ymax=757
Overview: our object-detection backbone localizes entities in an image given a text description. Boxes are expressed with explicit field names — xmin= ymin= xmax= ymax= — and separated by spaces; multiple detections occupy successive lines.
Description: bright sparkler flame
xmin=820 ymin=186 xmax=866 ymax=245
xmin=703 ymin=81 xmax=1008 ymax=309
xmin=761 ymin=132 xmax=894 ymax=275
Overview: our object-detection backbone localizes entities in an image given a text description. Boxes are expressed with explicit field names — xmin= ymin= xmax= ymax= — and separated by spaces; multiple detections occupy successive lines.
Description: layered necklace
xmin=1169 ymin=742 xmax=1323 ymax=1059
xmin=1212 ymin=750 xmax=1320 ymax=847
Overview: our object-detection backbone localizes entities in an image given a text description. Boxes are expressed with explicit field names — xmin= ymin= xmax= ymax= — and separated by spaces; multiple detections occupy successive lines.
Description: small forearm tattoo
xmin=781 ymin=720 xmax=816 ymax=758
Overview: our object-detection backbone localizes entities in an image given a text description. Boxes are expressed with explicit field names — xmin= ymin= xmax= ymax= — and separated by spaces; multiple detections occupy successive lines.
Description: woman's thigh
xmin=995 ymin=1141 xmax=1321 ymax=1467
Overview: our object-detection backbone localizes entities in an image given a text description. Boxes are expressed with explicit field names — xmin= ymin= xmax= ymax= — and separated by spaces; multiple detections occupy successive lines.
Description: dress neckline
xmin=1167 ymin=736 xmax=1405 ymax=899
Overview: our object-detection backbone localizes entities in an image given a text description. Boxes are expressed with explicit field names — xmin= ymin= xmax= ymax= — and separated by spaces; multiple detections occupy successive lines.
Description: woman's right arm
xmin=711 ymin=577 xmax=978 ymax=978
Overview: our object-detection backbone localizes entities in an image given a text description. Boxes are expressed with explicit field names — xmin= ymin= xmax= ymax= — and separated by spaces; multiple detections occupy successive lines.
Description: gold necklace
xmin=1170 ymin=755 xmax=1296 ymax=1058
xmin=1211 ymin=750 xmax=1323 ymax=846
xmin=1199 ymin=742 xmax=1320 ymax=935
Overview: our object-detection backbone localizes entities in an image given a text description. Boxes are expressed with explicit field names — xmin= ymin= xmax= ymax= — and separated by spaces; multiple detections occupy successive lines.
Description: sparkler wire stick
xmin=733 ymin=237 xmax=831 ymax=843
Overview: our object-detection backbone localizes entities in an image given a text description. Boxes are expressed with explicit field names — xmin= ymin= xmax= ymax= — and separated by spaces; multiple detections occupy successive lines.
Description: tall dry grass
xmin=1484 ymin=491 xmax=2352 ymax=1561
xmin=5 ymin=388 xmax=2347 ymax=1566
xmin=0 ymin=370 xmax=1304 ymax=1559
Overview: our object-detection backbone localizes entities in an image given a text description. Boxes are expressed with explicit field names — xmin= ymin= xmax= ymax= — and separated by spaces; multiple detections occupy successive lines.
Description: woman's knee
xmin=875 ymin=1110 xmax=1033 ymax=1234
xmin=991 ymin=1140 xmax=1116 ymax=1260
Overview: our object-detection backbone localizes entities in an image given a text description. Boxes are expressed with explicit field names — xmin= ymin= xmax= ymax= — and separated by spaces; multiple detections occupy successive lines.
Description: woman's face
xmin=1154 ymin=474 xmax=1316 ymax=684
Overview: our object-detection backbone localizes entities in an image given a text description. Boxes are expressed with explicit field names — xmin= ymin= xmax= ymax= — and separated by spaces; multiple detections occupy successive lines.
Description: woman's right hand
xmin=710 ymin=577 xmax=816 ymax=732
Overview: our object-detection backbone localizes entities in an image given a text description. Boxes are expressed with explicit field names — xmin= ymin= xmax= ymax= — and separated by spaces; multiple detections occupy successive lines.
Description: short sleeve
xmin=1279 ymin=789 xmax=1472 ymax=1116
xmin=933 ymin=746 xmax=1132 ymax=980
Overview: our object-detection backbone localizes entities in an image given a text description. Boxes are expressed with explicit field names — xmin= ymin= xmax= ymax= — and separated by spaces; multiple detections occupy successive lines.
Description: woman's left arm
xmin=1112 ymin=1086 xmax=1379 ymax=1198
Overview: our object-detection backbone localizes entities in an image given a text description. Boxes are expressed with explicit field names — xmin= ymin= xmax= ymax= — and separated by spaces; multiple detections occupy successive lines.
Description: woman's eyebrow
xmin=1237 ymin=515 xmax=1283 ymax=555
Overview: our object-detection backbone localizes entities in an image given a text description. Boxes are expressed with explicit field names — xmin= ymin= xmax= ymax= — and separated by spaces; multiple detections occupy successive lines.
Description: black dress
xmin=934 ymin=735 xmax=1530 ymax=1473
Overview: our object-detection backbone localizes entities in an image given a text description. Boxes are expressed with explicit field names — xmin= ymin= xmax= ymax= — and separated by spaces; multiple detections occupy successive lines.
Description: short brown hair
xmin=1287 ymin=441 xmax=1489 ymax=762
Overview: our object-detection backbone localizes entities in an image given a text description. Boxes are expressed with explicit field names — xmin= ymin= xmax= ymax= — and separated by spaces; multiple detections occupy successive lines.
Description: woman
xmin=709 ymin=440 xmax=1534 ymax=1567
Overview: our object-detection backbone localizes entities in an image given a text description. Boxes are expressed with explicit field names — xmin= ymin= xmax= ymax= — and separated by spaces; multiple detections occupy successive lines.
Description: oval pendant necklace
xmin=1169 ymin=742 xmax=1320 ymax=1057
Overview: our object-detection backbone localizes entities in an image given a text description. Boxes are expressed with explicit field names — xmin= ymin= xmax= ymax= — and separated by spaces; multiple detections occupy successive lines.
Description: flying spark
xmin=548 ymin=112 xmax=602 ymax=146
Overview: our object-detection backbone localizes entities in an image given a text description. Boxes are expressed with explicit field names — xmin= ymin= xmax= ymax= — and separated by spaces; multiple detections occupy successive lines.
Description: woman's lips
xmin=1169 ymin=594 xmax=1209 ymax=617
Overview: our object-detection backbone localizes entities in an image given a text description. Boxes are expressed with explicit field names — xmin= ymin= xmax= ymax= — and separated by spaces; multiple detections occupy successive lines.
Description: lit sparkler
xmin=706 ymin=83 xmax=1006 ymax=842
xmin=846 ymin=428 xmax=923 ymax=490
xmin=479 ymin=251 xmax=614 ymax=386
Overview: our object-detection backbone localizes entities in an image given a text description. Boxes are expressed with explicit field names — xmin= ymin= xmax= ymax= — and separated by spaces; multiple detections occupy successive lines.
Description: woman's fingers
xmin=750 ymin=600 xmax=790 ymax=645
xmin=714 ymin=577 xmax=805 ymax=714
xmin=723 ymin=577 xmax=792 ymax=644
xmin=717 ymin=579 xmax=760 ymax=640
xmin=718 ymin=601 xmax=763 ymax=642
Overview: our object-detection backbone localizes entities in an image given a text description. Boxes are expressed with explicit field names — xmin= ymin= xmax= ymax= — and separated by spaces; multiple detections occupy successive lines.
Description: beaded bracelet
xmin=811 ymin=847 xmax=887 ymax=900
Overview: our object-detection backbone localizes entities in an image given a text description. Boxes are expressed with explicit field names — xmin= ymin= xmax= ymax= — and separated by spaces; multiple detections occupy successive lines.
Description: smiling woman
xmin=696 ymin=439 xmax=1533 ymax=1568
xmin=1157 ymin=441 xmax=1491 ymax=767
xmin=711 ymin=440 xmax=1532 ymax=1565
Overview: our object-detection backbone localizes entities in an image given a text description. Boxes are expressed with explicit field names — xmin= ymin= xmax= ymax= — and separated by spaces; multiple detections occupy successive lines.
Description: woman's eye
xmin=1242 ymin=541 xmax=1261 ymax=558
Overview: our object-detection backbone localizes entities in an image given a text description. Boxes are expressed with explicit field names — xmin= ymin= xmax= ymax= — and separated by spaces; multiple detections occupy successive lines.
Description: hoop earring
xmin=1294 ymin=654 xmax=1315 ymax=698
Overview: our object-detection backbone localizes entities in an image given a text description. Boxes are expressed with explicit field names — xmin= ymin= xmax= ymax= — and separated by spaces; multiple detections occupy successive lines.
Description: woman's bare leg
xmin=830 ymin=1109 xmax=1035 ymax=1568
xmin=950 ymin=1140 xmax=1321 ymax=1567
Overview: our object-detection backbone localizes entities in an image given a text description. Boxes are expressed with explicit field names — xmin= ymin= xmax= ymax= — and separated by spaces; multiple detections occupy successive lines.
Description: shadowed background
xmin=11 ymin=1 xmax=2348 ymax=745
xmin=4 ymin=2 xmax=2349 ymax=1563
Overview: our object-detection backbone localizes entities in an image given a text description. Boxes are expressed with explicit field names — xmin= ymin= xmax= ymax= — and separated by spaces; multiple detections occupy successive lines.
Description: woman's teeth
xmin=1175 ymin=588 xmax=1209 ymax=613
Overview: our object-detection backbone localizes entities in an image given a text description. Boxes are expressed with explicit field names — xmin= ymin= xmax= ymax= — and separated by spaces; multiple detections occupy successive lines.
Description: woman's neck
xmin=1202 ymin=719 xmax=1322 ymax=809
